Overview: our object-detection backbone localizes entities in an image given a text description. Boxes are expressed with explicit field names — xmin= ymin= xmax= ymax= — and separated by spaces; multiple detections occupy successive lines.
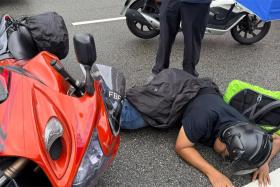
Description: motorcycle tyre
xmin=126 ymin=0 xmax=160 ymax=39
xmin=230 ymin=21 xmax=271 ymax=45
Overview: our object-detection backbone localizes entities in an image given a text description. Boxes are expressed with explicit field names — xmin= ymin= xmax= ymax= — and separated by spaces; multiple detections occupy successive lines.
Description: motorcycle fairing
xmin=0 ymin=65 xmax=45 ymax=85
xmin=0 ymin=73 xmax=23 ymax=153
xmin=0 ymin=68 xmax=9 ymax=103
xmin=0 ymin=52 xmax=120 ymax=187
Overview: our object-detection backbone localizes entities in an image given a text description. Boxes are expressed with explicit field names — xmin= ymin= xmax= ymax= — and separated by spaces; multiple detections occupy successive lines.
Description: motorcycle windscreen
xmin=93 ymin=64 xmax=126 ymax=98
xmin=237 ymin=0 xmax=280 ymax=21
xmin=0 ymin=69 xmax=8 ymax=103
xmin=92 ymin=64 xmax=126 ymax=136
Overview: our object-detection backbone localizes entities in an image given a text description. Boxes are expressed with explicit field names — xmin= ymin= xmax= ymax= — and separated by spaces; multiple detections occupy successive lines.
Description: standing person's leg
xmin=180 ymin=3 xmax=210 ymax=76
xmin=152 ymin=0 xmax=181 ymax=74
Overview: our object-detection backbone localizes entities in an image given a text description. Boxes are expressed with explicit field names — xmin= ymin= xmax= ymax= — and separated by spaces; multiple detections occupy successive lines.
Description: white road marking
xmin=72 ymin=17 xmax=126 ymax=26
xmin=243 ymin=168 xmax=280 ymax=187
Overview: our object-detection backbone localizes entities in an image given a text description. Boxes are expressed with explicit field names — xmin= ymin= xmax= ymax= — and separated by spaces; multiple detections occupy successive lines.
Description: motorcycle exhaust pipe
xmin=125 ymin=9 xmax=160 ymax=29
xmin=0 ymin=158 xmax=29 ymax=186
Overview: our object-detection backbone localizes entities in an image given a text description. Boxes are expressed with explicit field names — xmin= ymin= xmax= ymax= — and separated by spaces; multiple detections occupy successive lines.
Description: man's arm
xmin=175 ymin=127 xmax=233 ymax=187
xmin=252 ymin=134 xmax=280 ymax=187
xmin=267 ymin=134 xmax=280 ymax=163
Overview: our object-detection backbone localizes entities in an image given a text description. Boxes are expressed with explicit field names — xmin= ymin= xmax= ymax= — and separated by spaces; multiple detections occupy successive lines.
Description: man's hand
xmin=208 ymin=171 xmax=234 ymax=187
xmin=176 ymin=127 xmax=234 ymax=187
xmin=252 ymin=163 xmax=270 ymax=187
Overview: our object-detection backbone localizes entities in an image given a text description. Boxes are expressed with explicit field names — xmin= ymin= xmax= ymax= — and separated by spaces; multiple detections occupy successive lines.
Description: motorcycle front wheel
xmin=231 ymin=15 xmax=271 ymax=45
xmin=126 ymin=0 xmax=160 ymax=39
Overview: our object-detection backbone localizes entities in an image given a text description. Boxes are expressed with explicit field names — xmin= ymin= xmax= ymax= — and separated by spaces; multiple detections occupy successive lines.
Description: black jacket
xmin=126 ymin=69 xmax=220 ymax=128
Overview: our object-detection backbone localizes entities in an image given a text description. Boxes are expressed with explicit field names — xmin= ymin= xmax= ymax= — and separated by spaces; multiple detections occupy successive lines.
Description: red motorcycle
xmin=0 ymin=14 xmax=125 ymax=186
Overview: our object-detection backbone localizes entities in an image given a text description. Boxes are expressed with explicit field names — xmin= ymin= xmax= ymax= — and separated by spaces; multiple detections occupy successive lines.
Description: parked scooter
xmin=0 ymin=14 xmax=125 ymax=187
xmin=122 ymin=0 xmax=271 ymax=45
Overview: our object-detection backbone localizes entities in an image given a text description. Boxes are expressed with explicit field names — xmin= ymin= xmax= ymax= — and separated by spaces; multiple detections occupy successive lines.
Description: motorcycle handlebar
xmin=50 ymin=60 xmax=83 ymax=96
xmin=84 ymin=65 xmax=94 ymax=96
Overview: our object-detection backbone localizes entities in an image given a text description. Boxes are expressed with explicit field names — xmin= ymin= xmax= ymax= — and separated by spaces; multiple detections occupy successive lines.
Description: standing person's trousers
xmin=152 ymin=0 xmax=210 ymax=76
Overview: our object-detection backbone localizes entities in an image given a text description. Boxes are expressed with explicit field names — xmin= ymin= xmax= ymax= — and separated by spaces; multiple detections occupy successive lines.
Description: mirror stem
xmin=84 ymin=65 xmax=94 ymax=96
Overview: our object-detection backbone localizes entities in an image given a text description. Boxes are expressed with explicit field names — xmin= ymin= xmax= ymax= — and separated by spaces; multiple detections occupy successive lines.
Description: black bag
xmin=229 ymin=89 xmax=280 ymax=127
xmin=24 ymin=12 xmax=69 ymax=59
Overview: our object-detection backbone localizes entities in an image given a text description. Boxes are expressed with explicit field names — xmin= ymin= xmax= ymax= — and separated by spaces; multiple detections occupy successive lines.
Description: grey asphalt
xmin=1 ymin=0 xmax=280 ymax=186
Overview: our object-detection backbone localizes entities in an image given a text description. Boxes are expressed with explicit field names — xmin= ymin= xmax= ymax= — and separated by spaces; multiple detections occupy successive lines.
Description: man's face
xmin=213 ymin=138 xmax=229 ymax=160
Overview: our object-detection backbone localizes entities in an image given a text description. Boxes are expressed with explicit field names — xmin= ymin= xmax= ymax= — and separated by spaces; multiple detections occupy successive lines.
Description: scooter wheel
xmin=126 ymin=0 xmax=160 ymax=39
xmin=231 ymin=16 xmax=271 ymax=45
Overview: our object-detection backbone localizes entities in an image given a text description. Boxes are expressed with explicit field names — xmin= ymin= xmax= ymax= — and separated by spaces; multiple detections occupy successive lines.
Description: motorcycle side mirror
xmin=73 ymin=34 xmax=96 ymax=66
xmin=73 ymin=34 xmax=96 ymax=96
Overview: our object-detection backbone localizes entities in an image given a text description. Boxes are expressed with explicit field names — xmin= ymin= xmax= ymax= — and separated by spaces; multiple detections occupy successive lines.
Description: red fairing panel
xmin=0 ymin=52 xmax=120 ymax=187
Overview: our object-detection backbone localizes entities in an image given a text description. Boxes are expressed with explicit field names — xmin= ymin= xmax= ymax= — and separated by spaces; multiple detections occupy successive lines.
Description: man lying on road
xmin=121 ymin=68 xmax=280 ymax=187
xmin=175 ymin=92 xmax=280 ymax=187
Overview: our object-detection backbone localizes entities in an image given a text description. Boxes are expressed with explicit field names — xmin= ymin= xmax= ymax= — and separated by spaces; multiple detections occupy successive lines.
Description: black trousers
xmin=152 ymin=0 xmax=210 ymax=76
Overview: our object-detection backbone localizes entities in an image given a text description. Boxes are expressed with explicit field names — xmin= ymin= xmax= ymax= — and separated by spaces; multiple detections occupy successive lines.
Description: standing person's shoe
xmin=193 ymin=70 xmax=199 ymax=77
xmin=184 ymin=69 xmax=199 ymax=77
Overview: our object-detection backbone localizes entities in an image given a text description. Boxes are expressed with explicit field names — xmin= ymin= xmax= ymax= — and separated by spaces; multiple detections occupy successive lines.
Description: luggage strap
xmin=242 ymin=94 xmax=263 ymax=120
xmin=252 ymin=100 xmax=280 ymax=121
xmin=251 ymin=100 xmax=280 ymax=134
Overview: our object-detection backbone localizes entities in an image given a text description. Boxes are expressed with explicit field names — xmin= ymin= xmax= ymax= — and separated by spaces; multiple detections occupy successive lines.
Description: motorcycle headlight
xmin=72 ymin=129 xmax=111 ymax=187
xmin=44 ymin=117 xmax=64 ymax=160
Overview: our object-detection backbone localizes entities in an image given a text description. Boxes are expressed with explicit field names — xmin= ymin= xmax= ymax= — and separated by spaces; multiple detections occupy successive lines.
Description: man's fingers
xmin=258 ymin=181 xmax=263 ymax=187
xmin=258 ymin=173 xmax=263 ymax=187
xmin=263 ymin=175 xmax=268 ymax=187
xmin=226 ymin=180 xmax=234 ymax=187
xmin=213 ymin=183 xmax=220 ymax=187
xmin=252 ymin=171 xmax=259 ymax=181
xmin=263 ymin=174 xmax=271 ymax=187
xmin=267 ymin=175 xmax=271 ymax=185
xmin=225 ymin=183 xmax=232 ymax=187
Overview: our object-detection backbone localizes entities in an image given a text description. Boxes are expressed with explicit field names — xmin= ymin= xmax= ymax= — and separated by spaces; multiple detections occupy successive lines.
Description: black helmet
xmin=219 ymin=122 xmax=273 ymax=175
